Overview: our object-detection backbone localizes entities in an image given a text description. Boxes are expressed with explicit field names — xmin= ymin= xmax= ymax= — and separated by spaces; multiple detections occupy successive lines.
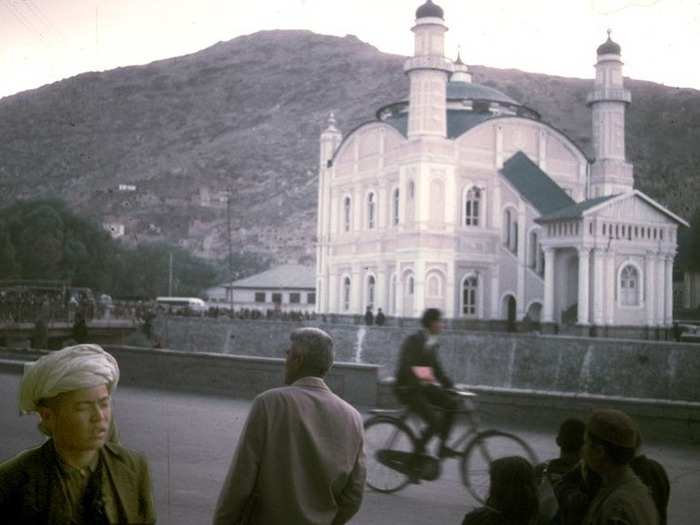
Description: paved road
xmin=1 ymin=372 xmax=698 ymax=524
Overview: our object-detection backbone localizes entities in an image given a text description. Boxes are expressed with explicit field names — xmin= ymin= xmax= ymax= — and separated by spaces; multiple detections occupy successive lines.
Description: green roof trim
xmin=383 ymin=109 xmax=496 ymax=139
xmin=500 ymin=151 xmax=575 ymax=215
xmin=536 ymin=194 xmax=617 ymax=223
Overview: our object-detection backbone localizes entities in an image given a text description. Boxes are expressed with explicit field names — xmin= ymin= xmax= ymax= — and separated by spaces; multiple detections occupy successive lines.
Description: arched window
xmin=465 ymin=187 xmax=481 ymax=226
xmin=462 ymin=275 xmax=478 ymax=316
xmin=343 ymin=197 xmax=352 ymax=233
xmin=408 ymin=275 xmax=414 ymax=295
xmin=427 ymin=274 xmax=441 ymax=298
xmin=367 ymin=192 xmax=376 ymax=229
xmin=392 ymin=188 xmax=400 ymax=226
xmin=408 ymin=181 xmax=415 ymax=200
xmin=342 ymin=277 xmax=351 ymax=311
xmin=503 ymin=208 xmax=518 ymax=253
xmin=619 ymin=265 xmax=640 ymax=306
xmin=367 ymin=275 xmax=375 ymax=308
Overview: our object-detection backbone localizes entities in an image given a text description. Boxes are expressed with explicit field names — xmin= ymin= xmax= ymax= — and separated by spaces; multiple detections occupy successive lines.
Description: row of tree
xmin=0 ymin=200 xmax=269 ymax=298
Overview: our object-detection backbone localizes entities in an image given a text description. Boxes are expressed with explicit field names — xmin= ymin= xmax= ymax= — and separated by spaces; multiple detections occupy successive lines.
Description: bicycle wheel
xmin=364 ymin=416 xmax=417 ymax=493
xmin=460 ymin=430 xmax=537 ymax=503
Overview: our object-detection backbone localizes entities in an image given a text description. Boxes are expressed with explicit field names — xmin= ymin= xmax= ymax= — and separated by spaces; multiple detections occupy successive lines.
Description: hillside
xmin=1 ymin=30 xmax=698 ymax=264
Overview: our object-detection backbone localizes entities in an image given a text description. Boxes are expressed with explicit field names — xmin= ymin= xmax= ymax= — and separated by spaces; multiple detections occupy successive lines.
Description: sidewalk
xmin=1 ymin=372 xmax=698 ymax=524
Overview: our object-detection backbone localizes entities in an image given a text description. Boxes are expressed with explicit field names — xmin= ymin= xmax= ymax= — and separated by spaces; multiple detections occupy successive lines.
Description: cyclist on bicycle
xmin=394 ymin=308 xmax=461 ymax=460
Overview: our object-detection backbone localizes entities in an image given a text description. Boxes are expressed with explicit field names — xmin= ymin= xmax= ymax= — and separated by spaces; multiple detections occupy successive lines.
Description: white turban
xmin=19 ymin=344 xmax=120 ymax=414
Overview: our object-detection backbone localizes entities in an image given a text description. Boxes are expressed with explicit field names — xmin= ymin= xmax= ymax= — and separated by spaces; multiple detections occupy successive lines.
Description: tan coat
xmin=213 ymin=376 xmax=366 ymax=525
xmin=583 ymin=466 xmax=658 ymax=525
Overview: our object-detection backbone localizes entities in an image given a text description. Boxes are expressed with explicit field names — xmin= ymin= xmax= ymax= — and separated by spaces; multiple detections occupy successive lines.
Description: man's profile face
xmin=39 ymin=384 xmax=112 ymax=453
xmin=284 ymin=343 xmax=303 ymax=385
xmin=582 ymin=431 xmax=604 ymax=473
xmin=428 ymin=319 xmax=442 ymax=335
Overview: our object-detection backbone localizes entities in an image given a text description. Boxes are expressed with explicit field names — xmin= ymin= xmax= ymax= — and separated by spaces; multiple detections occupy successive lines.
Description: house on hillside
xmin=206 ymin=265 xmax=316 ymax=313
xmin=314 ymin=0 xmax=688 ymax=333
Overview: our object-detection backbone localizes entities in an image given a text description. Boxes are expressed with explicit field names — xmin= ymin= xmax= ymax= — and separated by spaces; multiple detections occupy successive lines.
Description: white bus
xmin=155 ymin=297 xmax=207 ymax=315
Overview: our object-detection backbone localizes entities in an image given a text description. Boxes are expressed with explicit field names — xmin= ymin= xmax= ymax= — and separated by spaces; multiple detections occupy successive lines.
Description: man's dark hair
xmin=557 ymin=418 xmax=586 ymax=453
xmin=421 ymin=308 xmax=442 ymax=328
xmin=487 ymin=456 xmax=539 ymax=521
xmin=587 ymin=432 xmax=635 ymax=465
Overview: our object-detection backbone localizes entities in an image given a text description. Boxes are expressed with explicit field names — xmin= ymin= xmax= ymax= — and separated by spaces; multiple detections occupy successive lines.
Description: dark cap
xmin=587 ymin=409 xmax=637 ymax=448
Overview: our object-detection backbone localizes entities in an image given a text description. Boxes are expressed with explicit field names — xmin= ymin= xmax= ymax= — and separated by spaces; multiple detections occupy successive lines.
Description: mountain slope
xmin=1 ymin=30 xmax=698 ymax=263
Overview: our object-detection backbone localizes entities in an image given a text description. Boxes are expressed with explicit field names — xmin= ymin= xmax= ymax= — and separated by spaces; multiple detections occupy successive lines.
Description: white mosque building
xmin=315 ymin=0 xmax=687 ymax=330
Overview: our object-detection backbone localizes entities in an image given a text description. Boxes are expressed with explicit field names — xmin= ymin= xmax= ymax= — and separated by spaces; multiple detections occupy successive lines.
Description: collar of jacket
xmin=292 ymin=376 xmax=330 ymax=391
xmin=35 ymin=439 xmax=142 ymax=523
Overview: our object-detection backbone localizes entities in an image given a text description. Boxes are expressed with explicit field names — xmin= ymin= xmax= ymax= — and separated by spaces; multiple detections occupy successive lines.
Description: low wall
xmin=0 ymin=346 xmax=379 ymax=407
xmin=154 ymin=317 xmax=700 ymax=403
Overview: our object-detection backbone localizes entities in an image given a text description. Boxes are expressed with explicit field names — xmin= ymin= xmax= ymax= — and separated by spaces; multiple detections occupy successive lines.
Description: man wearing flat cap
xmin=582 ymin=409 xmax=658 ymax=525
xmin=0 ymin=344 xmax=156 ymax=524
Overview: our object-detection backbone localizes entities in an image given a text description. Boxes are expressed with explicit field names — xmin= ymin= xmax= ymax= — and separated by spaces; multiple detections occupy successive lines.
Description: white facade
xmin=315 ymin=1 xmax=687 ymax=328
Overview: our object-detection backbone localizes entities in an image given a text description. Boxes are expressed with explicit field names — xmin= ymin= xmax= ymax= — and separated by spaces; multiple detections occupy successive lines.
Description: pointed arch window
xmin=342 ymin=277 xmax=351 ymax=311
xmin=465 ymin=187 xmax=482 ymax=226
xmin=367 ymin=192 xmax=376 ymax=229
xmin=462 ymin=275 xmax=478 ymax=317
xmin=343 ymin=197 xmax=352 ymax=233
xmin=619 ymin=265 xmax=640 ymax=306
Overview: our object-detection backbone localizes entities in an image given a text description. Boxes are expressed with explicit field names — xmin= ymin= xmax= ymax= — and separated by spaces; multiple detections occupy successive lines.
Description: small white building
xmin=207 ymin=265 xmax=316 ymax=312
xmin=314 ymin=0 xmax=688 ymax=330
xmin=103 ymin=222 xmax=125 ymax=238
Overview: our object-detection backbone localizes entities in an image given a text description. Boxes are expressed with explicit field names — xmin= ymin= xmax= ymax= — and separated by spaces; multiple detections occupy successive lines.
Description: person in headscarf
xmin=0 ymin=344 xmax=156 ymax=524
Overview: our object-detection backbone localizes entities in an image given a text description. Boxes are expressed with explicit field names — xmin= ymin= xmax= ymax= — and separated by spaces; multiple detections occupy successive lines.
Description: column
xmin=328 ymin=273 xmax=338 ymax=314
xmin=655 ymin=254 xmax=665 ymax=326
xmin=353 ymin=187 xmax=363 ymax=232
xmin=376 ymin=267 xmax=387 ymax=313
xmin=492 ymin=184 xmax=502 ymax=231
xmin=445 ymin=260 xmax=456 ymax=319
xmin=543 ymin=247 xmax=555 ymax=323
xmin=645 ymin=254 xmax=656 ymax=326
xmin=592 ymin=249 xmax=605 ymax=325
xmin=665 ymin=255 xmax=674 ymax=325
xmin=577 ymin=247 xmax=591 ymax=325
xmin=490 ymin=267 xmax=500 ymax=319
xmin=414 ymin=260 xmax=426 ymax=317
xmin=378 ymin=184 xmax=388 ymax=230
xmin=395 ymin=266 xmax=403 ymax=317
xmin=605 ymin=251 xmax=615 ymax=326
xmin=351 ymin=265 xmax=361 ymax=314
xmin=444 ymin=168 xmax=457 ymax=232
xmin=516 ymin=206 xmax=527 ymax=320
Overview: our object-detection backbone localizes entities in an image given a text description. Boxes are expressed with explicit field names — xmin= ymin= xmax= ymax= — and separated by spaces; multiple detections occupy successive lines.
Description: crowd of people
xmin=0 ymin=308 xmax=672 ymax=524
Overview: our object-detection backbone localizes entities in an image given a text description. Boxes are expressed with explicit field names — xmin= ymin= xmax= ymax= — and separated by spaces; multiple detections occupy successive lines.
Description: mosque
xmin=314 ymin=0 xmax=687 ymax=329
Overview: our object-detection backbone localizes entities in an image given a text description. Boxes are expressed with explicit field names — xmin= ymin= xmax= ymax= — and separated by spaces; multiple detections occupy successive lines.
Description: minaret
xmin=451 ymin=49 xmax=472 ymax=83
xmin=586 ymin=30 xmax=634 ymax=197
xmin=319 ymin=112 xmax=342 ymax=169
xmin=404 ymin=0 xmax=453 ymax=139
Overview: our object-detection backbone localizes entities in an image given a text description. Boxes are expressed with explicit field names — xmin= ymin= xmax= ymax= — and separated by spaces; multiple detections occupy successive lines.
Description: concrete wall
xmin=0 ymin=346 xmax=378 ymax=407
xmin=154 ymin=317 xmax=700 ymax=403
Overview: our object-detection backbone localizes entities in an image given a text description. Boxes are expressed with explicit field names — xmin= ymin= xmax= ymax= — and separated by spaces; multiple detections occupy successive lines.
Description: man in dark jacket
xmin=394 ymin=308 xmax=459 ymax=458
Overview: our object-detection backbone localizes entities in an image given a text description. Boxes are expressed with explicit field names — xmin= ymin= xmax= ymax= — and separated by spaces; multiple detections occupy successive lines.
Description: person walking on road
xmin=213 ymin=327 xmax=366 ymax=525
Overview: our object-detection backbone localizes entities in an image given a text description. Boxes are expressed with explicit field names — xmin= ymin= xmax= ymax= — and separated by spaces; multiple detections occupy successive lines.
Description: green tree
xmin=0 ymin=221 xmax=19 ymax=278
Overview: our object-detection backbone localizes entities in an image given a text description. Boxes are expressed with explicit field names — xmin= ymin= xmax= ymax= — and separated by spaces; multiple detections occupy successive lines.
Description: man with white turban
xmin=0 ymin=344 xmax=156 ymax=524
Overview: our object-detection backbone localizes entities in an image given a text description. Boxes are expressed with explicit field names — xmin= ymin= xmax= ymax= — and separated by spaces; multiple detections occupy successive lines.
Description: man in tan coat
xmin=213 ymin=327 xmax=366 ymax=525
xmin=582 ymin=409 xmax=658 ymax=525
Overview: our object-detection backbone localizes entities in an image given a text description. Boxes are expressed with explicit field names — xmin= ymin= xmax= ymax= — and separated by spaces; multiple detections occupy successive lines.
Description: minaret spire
xmin=404 ymin=1 xmax=453 ymax=139
xmin=586 ymin=30 xmax=633 ymax=196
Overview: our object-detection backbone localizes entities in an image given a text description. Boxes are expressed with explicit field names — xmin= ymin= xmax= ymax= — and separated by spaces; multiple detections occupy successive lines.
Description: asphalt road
xmin=1 ymin=372 xmax=698 ymax=524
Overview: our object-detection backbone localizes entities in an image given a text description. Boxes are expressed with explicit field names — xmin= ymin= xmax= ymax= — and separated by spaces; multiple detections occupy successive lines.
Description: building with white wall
xmin=315 ymin=0 xmax=687 ymax=329
xmin=207 ymin=265 xmax=316 ymax=313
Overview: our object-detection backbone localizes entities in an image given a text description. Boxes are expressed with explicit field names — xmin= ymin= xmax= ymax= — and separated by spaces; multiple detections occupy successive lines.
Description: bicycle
xmin=363 ymin=384 xmax=538 ymax=503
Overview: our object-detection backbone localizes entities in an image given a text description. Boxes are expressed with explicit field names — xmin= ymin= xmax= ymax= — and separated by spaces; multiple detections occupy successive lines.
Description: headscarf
xmin=19 ymin=344 xmax=120 ymax=414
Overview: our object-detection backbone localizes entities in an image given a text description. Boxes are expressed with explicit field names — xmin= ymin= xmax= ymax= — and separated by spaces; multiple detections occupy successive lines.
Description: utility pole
xmin=168 ymin=252 xmax=173 ymax=296
xmin=227 ymin=188 xmax=234 ymax=313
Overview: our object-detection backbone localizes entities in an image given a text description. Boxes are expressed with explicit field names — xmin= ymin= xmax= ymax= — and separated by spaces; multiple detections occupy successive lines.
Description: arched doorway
xmin=502 ymin=294 xmax=516 ymax=332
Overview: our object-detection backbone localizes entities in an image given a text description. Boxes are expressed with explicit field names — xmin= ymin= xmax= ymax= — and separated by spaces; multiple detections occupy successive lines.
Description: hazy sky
xmin=1 ymin=0 xmax=699 ymax=99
